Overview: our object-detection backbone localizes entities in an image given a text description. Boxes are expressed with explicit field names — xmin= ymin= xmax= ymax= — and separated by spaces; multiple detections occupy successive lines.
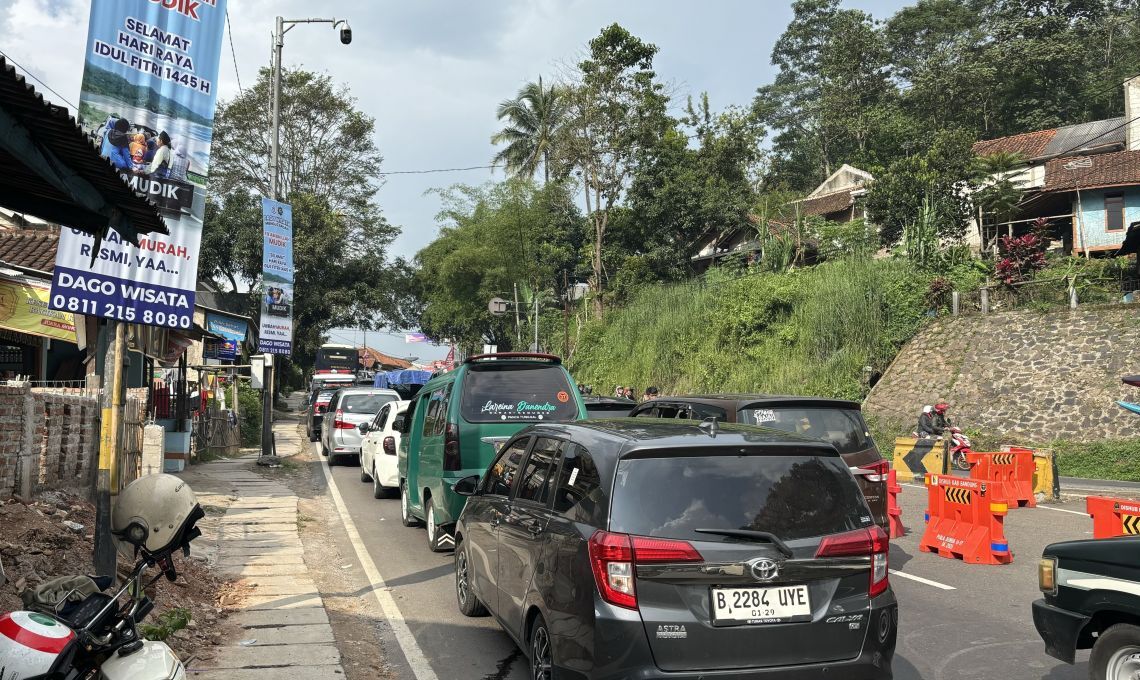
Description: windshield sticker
xmin=556 ymin=390 xmax=570 ymax=403
xmin=752 ymin=409 xmax=777 ymax=424
xmin=569 ymin=467 xmax=580 ymax=486
xmin=479 ymin=399 xmax=559 ymax=421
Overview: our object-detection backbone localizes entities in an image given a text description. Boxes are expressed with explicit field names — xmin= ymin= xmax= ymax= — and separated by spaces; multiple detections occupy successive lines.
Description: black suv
xmin=1034 ymin=536 xmax=1140 ymax=677
xmin=452 ymin=419 xmax=897 ymax=680
xmin=630 ymin=395 xmax=888 ymax=529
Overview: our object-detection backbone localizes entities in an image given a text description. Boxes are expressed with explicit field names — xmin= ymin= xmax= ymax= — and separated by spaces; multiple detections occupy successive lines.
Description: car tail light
xmin=383 ymin=436 xmax=396 ymax=455
xmin=816 ymin=526 xmax=889 ymax=597
xmin=444 ymin=422 xmax=461 ymax=470
xmin=333 ymin=409 xmax=355 ymax=429
xmin=589 ymin=531 xmax=703 ymax=610
xmin=858 ymin=459 xmax=889 ymax=484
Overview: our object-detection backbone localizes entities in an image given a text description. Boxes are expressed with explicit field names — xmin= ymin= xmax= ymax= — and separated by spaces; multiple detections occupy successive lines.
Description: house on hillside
xmin=970 ymin=76 xmax=1140 ymax=255
xmin=690 ymin=164 xmax=874 ymax=271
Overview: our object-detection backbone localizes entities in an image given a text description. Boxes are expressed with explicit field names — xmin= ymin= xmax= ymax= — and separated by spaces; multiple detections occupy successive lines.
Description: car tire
xmin=360 ymin=463 xmax=372 ymax=483
xmin=529 ymin=613 xmax=553 ymax=680
xmin=425 ymin=498 xmax=449 ymax=552
xmin=372 ymin=466 xmax=387 ymax=499
xmin=455 ymin=538 xmax=488 ymax=617
xmin=1090 ymin=623 xmax=1140 ymax=680
xmin=400 ymin=482 xmax=420 ymax=527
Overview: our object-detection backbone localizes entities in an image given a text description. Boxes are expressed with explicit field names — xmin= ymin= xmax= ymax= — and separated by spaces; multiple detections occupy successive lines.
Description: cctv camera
xmin=340 ymin=26 xmax=352 ymax=44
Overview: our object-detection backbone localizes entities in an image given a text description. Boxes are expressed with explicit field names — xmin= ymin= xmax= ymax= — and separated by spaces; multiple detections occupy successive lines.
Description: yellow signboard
xmin=0 ymin=276 xmax=77 ymax=343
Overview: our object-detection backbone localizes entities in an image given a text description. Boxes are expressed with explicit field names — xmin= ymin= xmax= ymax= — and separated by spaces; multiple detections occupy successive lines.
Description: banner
xmin=258 ymin=199 xmax=294 ymax=354
xmin=0 ymin=275 xmax=77 ymax=343
xmin=48 ymin=0 xmax=228 ymax=330
xmin=205 ymin=312 xmax=246 ymax=342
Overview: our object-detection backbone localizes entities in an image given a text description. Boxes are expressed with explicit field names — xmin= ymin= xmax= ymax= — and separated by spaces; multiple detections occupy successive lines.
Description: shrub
xmin=238 ymin=384 xmax=262 ymax=447
xmin=995 ymin=234 xmax=1046 ymax=284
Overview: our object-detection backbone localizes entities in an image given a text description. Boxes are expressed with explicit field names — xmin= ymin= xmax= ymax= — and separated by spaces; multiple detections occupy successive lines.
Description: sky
xmin=0 ymin=0 xmax=911 ymax=361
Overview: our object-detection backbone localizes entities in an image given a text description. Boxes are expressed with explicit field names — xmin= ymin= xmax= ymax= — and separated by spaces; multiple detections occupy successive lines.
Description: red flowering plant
xmin=995 ymin=233 xmax=1047 ymax=284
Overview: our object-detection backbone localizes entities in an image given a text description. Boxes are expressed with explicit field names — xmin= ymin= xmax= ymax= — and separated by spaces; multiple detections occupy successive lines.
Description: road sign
xmin=488 ymin=297 xmax=509 ymax=315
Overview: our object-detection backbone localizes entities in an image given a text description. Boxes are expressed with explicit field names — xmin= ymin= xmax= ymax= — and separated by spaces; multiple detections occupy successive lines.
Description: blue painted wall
xmin=1074 ymin=187 xmax=1140 ymax=250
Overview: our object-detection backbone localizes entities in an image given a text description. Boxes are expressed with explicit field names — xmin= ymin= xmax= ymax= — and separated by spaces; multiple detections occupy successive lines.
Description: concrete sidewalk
xmin=188 ymin=414 xmax=344 ymax=678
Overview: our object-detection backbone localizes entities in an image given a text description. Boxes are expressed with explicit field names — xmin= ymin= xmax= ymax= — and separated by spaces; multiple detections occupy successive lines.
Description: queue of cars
xmin=308 ymin=350 xmax=896 ymax=678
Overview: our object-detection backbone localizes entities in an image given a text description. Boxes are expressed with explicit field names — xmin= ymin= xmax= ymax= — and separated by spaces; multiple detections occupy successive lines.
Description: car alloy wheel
xmin=427 ymin=500 xmax=437 ymax=545
xmin=1106 ymin=645 xmax=1140 ymax=680
xmin=530 ymin=618 xmax=552 ymax=680
xmin=456 ymin=549 xmax=470 ymax=607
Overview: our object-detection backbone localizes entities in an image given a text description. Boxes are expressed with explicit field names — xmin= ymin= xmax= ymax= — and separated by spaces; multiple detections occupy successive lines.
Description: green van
xmin=397 ymin=352 xmax=586 ymax=551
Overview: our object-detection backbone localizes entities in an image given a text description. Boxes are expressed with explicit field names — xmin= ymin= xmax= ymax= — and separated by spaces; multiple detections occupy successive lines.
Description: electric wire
xmin=0 ymin=48 xmax=79 ymax=111
xmin=225 ymin=8 xmax=244 ymax=94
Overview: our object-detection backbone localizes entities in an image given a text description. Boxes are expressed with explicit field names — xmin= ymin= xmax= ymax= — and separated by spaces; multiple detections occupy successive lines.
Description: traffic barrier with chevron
xmin=1086 ymin=496 xmax=1140 ymax=539
xmin=892 ymin=436 xmax=948 ymax=483
xmin=1000 ymin=445 xmax=1060 ymax=500
xmin=919 ymin=474 xmax=1012 ymax=565
xmin=965 ymin=449 xmax=1036 ymax=508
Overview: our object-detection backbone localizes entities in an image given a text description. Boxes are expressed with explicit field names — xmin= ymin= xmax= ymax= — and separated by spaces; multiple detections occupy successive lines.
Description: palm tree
xmin=491 ymin=77 xmax=566 ymax=183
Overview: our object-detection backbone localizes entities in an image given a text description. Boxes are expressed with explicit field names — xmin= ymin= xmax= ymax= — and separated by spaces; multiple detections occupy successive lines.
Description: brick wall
xmin=0 ymin=385 xmax=100 ymax=499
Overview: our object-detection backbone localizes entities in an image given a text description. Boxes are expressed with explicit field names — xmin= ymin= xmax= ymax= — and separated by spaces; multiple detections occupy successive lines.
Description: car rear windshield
xmin=316 ymin=391 xmax=335 ymax=403
xmin=738 ymin=406 xmax=874 ymax=455
xmin=340 ymin=393 xmax=396 ymax=414
xmin=610 ymin=453 xmax=870 ymax=542
xmin=460 ymin=364 xmax=578 ymax=423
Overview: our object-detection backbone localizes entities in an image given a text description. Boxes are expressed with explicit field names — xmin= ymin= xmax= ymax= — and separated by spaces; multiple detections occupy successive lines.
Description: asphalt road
xmin=325 ymin=444 xmax=1097 ymax=680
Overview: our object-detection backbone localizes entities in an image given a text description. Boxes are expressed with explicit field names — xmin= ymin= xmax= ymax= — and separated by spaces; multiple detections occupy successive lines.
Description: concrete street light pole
xmin=264 ymin=15 xmax=352 ymax=457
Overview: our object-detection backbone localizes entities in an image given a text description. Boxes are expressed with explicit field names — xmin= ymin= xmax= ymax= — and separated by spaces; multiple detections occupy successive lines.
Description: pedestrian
xmin=614 ymin=385 xmax=624 ymax=399
xmin=644 ymin=386 xmax=659 ymax=400
xmin=625 ymin=387 xmax=636 ymax=401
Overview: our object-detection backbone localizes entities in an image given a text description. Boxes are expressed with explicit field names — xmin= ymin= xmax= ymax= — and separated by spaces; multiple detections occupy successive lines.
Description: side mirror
xmin=452 ymin=474 xmax=481 ymax=497
xmin=357 ymin=423 xmax=370 ymax=433
xmin=392 ymin=416 xmax=405 ymax=431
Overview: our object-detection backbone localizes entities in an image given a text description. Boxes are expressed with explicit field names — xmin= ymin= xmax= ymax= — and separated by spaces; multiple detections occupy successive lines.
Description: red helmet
xmin=934 ymin=402 xmax=950 ymax=414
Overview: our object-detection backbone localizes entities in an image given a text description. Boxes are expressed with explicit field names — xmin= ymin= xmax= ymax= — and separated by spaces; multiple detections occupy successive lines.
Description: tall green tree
xmin=416 ymin=180 xmax=584 ymax=351
xmin=561 ymin=23 xmax=670 ymax=315
xmin=491 ymin=77 xmax=568 ymax=183
xmin=203 ymin=67 xmax=411 ymax=366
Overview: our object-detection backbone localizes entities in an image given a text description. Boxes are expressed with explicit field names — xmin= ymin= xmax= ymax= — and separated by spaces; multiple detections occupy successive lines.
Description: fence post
xmin=1069 ymin=277 xmax=1078 ymax=309
xmin=980 ymin=287 xmax=990 ymax=314
xmin=951 ymin=291 xmax=960 ymax=316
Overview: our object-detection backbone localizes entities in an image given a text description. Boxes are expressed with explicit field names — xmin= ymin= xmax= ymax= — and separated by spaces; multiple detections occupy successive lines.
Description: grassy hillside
xmin=569 ymin=258 xmax=944 ymax=401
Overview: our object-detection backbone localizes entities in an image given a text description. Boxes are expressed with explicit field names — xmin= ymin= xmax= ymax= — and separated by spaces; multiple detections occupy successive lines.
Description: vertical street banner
xmin=48 ymin=0 xmax=228 ymax=329
xmin=258 ymin=199 xmax=294 ymax=354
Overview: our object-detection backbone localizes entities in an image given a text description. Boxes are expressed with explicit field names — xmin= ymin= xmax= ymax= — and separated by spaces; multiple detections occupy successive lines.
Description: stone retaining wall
xmin=864 ymin=304 xmax=1140 ymax=442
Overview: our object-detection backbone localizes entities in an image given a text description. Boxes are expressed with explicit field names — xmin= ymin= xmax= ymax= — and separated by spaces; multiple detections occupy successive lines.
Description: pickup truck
xmin=1033 ymin=536 xmax=1140 ymax=679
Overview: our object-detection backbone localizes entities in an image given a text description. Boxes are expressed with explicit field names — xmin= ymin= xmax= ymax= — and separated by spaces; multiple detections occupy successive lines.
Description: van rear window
xmin=460 ymin=364 xmax=578 ymax=423
xmin=610 ymin=454 xmax=870 ymax=542
xmin=738 ymin=407 xmax=873 ymax=455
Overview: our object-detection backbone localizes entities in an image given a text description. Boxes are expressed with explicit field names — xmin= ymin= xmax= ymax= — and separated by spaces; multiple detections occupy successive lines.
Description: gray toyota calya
xmin=452 ymin=419 xmax=897 ymax=680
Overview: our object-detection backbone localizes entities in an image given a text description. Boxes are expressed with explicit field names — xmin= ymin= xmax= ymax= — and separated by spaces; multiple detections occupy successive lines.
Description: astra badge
xmin=748 ymin=558 xmax=780 ymax=582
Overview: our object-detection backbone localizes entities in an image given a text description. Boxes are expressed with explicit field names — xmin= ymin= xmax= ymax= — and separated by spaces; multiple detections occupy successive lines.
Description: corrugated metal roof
xmin=1041 ymin=117 xmax=1126 ymax=157
xmin=0 ymin=57 xmax=167 ymax=241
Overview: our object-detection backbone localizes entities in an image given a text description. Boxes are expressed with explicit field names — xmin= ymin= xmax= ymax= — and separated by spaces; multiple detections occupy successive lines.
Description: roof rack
xmin=464 ymin=352 xmax=562 ymax=364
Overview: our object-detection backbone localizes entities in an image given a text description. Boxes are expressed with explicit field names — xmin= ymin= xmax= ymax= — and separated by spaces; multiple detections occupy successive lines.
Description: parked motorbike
xmin=0 ymin=474 xmax=203 ymax=680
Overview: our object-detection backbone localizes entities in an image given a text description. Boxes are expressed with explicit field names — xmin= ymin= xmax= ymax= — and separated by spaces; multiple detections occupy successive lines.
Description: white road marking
xmin=888 ymin=569 xmax=956 ymax=590
xmin=1035 ymin=504 xmax=1087 ymax=516
xmin=319 ymin=450 xmax=440 ymax=680
xmin=901 ymin=482 xmax=925 ymax=490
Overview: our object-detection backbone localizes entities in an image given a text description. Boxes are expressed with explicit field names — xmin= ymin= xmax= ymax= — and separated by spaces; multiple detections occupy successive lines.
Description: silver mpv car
xmin=319 ymin=387 xmax=399 ymax=465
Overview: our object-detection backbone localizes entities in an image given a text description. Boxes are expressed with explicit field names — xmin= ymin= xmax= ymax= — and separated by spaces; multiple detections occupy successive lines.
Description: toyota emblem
xmin=749 ymin=558 xmax=780 ymax=582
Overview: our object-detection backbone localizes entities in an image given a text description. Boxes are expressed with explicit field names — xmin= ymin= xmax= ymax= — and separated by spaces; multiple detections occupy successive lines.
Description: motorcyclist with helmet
xmin=918 ymin=402 xmax=952 ymax=437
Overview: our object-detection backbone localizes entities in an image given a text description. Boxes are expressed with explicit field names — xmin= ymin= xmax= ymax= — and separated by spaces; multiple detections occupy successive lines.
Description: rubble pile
xmin=0 ymin=491 xmax=238 ymax=663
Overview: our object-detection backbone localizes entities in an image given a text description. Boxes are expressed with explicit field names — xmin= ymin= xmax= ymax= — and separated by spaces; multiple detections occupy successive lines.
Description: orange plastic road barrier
xmin=919 ymin=474 xmax=1012 ymax=565
xmin=1086 ymin=496 xmax=1140 ymax=539
xmin=887 ymin=468 xmax=906 ymax=539
xmin=966 ymin=449 xmax=1036 ymax=508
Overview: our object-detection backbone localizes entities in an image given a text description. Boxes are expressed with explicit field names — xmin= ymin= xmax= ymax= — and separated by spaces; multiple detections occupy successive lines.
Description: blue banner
xmin=258 ymin=199 xmax=294 ymax=354
xmin=49 ymin=0 xmax=227 ymax=329
xmin=205 ymin=312 xmax=246 ymax=342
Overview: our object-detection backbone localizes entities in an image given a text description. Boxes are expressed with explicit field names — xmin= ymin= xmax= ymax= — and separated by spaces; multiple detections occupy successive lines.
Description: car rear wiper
xmin=693 ymin=529 xmax=794 ymax=558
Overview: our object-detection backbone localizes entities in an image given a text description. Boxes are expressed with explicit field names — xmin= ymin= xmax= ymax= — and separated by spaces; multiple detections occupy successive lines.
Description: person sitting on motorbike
xmin=917 ymin=402 xmax=951 ymax=437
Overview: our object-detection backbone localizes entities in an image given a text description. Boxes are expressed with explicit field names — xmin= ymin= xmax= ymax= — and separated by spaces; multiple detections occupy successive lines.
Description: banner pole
xmin=94 ymin=320 xmax=125 ymax=576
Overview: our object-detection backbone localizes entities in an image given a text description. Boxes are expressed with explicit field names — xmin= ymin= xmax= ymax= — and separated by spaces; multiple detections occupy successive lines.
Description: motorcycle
xmin=0 ymin=476 xmax=203 ymax=680
xmin=947 ymin=426 xmax=973 ymax=471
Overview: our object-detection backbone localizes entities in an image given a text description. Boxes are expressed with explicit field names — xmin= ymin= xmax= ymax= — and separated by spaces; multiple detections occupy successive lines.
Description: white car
xmin=359 ymin=400 xmax=407 ymax=498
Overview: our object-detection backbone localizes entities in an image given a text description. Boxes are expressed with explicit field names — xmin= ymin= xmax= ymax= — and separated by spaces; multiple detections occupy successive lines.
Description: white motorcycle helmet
xmin=112 ymin=474 xmax=203 ymax=557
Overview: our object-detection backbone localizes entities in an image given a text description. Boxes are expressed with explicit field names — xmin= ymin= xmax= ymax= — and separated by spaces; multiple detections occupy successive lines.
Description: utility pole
xmin=533 ymin=294 xmax=539 ymax=352
xmin=94 ymin=320 xmax=125 ymax=576
xmin=513 ymin=282 xmax=521 ymax=347
xmin=264 ymin=15 xmax=350 ymax=457
xmin=563 ymin=270 xmax=570 ymax=358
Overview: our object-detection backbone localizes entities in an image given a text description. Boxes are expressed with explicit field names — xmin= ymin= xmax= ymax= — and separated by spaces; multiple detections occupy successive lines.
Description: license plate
xmin=710 ymin=585 xmax=811 ymax=625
